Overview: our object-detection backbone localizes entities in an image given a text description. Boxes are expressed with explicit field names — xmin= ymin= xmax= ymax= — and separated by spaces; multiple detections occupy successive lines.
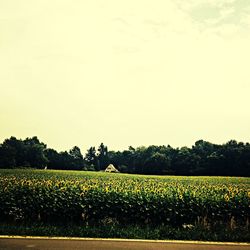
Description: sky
xmin=1 ymin=0 xmax=250 ymax=153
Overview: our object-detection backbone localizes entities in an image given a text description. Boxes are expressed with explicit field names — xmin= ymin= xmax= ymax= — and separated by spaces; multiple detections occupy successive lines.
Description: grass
xmin=0 ymin=222 xmax=249 ymax=242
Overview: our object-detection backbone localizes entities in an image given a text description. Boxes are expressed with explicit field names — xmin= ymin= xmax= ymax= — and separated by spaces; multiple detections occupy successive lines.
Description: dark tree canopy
xmin=0 ymin=136 xmax=250 ymax=176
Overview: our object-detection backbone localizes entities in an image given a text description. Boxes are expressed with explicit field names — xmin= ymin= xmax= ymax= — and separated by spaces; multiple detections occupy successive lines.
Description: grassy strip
xmin=0 ymin=223 xmax=249 ymax=242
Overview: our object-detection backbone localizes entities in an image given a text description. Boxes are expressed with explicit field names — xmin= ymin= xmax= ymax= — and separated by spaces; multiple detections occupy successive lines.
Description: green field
xmin=0 ymin=169 xmax=249 ymax=241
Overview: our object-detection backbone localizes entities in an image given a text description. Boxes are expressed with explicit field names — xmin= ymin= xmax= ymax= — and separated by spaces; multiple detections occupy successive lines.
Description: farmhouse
xmin=105 ymin=164 xmax=119 ymax=173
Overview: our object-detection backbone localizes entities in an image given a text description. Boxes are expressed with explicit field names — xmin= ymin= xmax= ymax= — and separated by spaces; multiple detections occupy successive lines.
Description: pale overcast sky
xmin=1 ymin=0 xmax=250 ymax=152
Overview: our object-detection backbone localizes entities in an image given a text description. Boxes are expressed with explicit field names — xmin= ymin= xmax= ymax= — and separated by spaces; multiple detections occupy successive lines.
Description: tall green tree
xmin=23 ymin=137 xmax=48 ymax=168
xmin=97 ymin=143 xmax=109 ymax=170
xmin=69 ymin=146 xmax=84 ymax=169
xmin=84 ymin=146 xmax=98 ymax=170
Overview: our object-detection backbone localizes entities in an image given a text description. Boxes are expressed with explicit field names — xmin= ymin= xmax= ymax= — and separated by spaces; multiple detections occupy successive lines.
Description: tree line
xmin=0 ymin=136 xmax=249 ymax=176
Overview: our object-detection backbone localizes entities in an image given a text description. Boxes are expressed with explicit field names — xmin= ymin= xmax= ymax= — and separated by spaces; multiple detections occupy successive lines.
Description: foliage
xmin=0 ymin=137 xmax=84 ymax=170
xmin=0 ymin=169 xmax=249 ymax=231
xmin=1 ymin=136 xmax=250 ymax=176
xmin=0 ymin=222 xmax=249 ymax=242
xmin=0 ymin=137 xmax=48 ymax=169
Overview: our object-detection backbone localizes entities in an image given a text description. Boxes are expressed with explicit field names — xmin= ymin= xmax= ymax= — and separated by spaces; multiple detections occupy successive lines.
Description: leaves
xmin=0 ymin=169 xmax=249 ymax=226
